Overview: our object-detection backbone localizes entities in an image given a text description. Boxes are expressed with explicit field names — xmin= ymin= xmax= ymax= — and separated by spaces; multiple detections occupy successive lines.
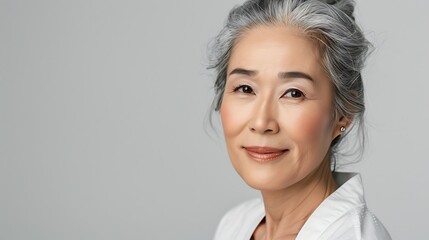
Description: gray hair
xmin=207 ymin=0 xmax=373 ymax=167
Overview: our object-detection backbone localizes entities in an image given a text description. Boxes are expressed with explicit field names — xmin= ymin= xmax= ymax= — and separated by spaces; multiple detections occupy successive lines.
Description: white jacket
xmin=214 ymin=172 xmax=391 ymax=240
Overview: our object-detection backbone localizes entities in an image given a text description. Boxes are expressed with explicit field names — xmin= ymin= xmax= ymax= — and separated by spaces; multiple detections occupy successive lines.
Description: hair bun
xmin=321 ymin=0 xmax=356 ymax=20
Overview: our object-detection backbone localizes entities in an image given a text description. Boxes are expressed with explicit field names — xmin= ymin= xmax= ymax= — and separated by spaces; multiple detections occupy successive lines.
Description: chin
xmin=237 ymin=167 xmax=299 ymax=192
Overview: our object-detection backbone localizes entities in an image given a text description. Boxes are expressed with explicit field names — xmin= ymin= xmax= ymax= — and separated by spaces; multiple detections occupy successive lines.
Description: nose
xmin=248 ymin=98 xmax=280 ymax=135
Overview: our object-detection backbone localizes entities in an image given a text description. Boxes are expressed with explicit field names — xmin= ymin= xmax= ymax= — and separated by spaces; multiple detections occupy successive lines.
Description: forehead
xmin=228 ymin=25 xmax=324 ymax=75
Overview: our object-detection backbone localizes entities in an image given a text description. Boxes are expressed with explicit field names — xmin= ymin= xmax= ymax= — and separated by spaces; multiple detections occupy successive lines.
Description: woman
xmin=208 ymin=0 xmax=391 ymax=239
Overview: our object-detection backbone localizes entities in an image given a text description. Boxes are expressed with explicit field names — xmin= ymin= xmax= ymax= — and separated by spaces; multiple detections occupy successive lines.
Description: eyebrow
xmin=278 ymin=71 xmax=313 ymax=81
xmin=228 ymin=68 xmax=257 ymax=77
xmin=228 ymin=68 xmax=313 ymax=82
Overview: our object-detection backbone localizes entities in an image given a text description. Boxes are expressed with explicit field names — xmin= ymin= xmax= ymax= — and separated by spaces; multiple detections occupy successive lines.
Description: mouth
xmin=242 ymin=146 xmax=289 ymax=163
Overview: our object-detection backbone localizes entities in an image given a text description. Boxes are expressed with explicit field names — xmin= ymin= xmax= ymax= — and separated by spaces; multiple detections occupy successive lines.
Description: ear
xmin=331 ymin=116 xmax=352 ymax=140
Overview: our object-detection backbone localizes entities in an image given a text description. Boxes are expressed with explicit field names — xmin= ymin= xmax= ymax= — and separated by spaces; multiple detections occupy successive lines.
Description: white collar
xmin=296 ymin=172 xmax=365 ymax=239
xmin=241 ymin=172 xmax=365 ymax=239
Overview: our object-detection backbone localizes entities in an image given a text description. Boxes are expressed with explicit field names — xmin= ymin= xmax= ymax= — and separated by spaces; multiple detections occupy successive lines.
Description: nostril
xmin=250 ymin=127 xmax=276 ymax=133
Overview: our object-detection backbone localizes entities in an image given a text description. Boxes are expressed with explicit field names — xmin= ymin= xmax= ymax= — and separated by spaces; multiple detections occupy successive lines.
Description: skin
xmin=220 ymin=25 xmax=350 ymax=240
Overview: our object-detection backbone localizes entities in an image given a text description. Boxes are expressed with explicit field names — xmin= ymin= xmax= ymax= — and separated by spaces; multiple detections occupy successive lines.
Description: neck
xmin=260 ymin=156 xmax=337 ymax=239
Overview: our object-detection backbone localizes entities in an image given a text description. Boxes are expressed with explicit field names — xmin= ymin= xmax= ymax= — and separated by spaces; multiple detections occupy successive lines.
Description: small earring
xmin=340 ymin=126 xmax=346 ymax=132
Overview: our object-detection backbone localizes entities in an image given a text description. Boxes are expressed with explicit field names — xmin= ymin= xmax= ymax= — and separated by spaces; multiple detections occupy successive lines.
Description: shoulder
xmin=334 ymin=173 xmax=391 ymax=239
xmin=329 ymin=205 xmax=392 ymax=240
xmin=214 ymin=198 xmax=264 ymax=240
xmin=355 ymin=207 xmax=392 ymax=240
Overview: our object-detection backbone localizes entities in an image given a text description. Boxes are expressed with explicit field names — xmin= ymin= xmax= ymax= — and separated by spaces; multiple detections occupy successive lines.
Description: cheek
xmin=220 ymin=98 xmax=247 ymax=138
xmin=285 ymin=106 xmax=333 ymax=145
xmin=220 ymin=98 xmax=247 ymax=173
xmin=220 ymin=100 xmax=234 ymax=137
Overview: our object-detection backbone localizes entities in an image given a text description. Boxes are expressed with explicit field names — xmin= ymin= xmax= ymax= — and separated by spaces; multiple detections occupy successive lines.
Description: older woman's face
xmin=220 ymin=26 xmax=343 ymax=191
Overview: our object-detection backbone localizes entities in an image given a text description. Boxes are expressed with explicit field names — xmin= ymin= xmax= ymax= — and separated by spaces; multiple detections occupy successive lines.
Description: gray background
xmin=1 ymin=0 xmax=428 ymax=239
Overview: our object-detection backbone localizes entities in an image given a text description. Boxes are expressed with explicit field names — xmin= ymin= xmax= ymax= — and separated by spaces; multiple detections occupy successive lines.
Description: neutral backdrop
xmin=1 ymin=0 xmax=428 ymax=239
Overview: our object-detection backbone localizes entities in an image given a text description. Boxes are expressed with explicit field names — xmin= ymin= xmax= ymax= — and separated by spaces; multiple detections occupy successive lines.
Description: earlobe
xmin=338 ymin=116 xmax=352 ymax=129
xmin=332 ymin=116 xmax=351 ymax=140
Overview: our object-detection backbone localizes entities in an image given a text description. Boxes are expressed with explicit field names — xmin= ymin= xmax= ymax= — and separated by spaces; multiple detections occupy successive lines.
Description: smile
xmin=243 ymin=146 xmax=289 ymax=163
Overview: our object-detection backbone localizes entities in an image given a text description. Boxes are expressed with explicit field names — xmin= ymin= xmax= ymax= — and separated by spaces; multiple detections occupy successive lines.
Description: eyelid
xmin=282 ymin=88 xmax=306 ymax=99
xmin=232 ymin=84 xmax=255 ymax=94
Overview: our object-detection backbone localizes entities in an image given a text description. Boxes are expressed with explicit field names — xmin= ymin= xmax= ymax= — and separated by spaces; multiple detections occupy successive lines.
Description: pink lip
xmin=243 ymin=146 xmax=289 ymax=163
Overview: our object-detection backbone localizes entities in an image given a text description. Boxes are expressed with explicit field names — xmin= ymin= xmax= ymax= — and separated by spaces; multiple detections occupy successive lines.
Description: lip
xmin=243 ymin=146 xmax=289 ymax=163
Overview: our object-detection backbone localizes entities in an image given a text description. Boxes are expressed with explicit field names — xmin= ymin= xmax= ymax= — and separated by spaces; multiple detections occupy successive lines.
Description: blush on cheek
xmin=220 ymin=100 xmax=237 ymax=137
xmin=290 ymin=110 xmax=332 ymax=143
xmin=219 ymin=99 xmax=244 ymax=175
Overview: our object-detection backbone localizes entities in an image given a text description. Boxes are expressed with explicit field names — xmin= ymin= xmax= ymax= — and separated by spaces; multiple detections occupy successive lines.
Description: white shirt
xmin=214 ymin=172 xmax=391 ymax=240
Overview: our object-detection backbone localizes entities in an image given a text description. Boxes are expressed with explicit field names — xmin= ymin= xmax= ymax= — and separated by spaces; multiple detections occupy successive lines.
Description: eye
xmin=283 ymin=89 xmax=305 ymax=99
xmin=233 ymin=85 xmax=254 ymax=94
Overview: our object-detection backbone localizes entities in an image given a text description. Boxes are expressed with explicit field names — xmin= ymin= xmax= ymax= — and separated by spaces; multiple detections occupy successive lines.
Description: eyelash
xmin=232 ymin=84 xmax=306 ymax=99
xmin=233 ymin=85 xmax=254 ymax=94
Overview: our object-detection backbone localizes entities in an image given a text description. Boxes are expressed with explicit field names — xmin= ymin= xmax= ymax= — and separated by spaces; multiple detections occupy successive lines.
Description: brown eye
xmin=283 ymin=89 xmax=304 ymax=98
xmin=234 ymin=85 xmax=254 ymax=94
